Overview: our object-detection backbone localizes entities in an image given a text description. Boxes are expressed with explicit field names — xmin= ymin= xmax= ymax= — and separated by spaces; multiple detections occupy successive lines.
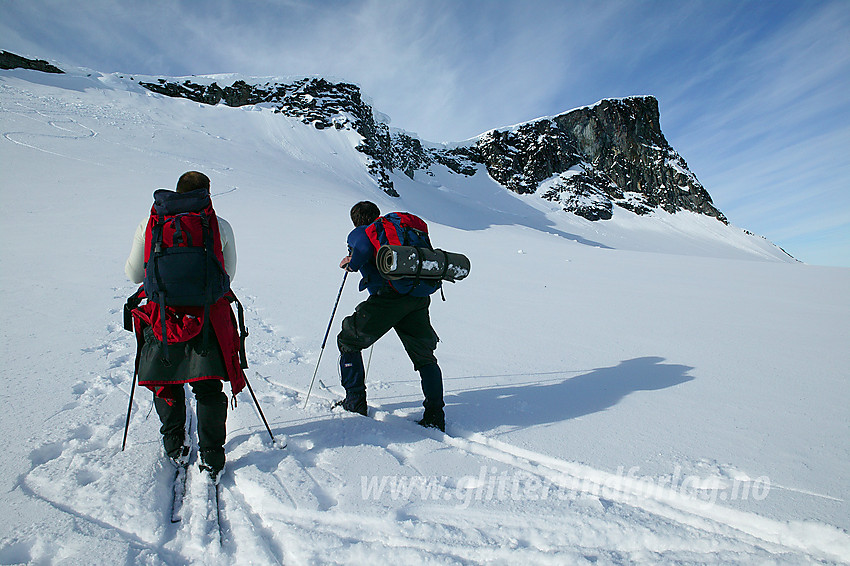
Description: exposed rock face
xmin=0 ymin=51 xmax=64 ymax=74
xmin=377 ymin=96 xmax=724 ymax=222
xmin=539 ymin=168 xmax=616 ymax=221
xmin=469 ymin=97 xmax=726 ymax=222
xmin=137 ymin=77 xmax=723 ymax=222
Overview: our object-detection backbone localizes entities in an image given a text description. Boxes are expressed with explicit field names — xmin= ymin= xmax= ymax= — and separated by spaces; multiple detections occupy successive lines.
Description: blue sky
xmin=2 ymin=0 xmax=848 ymax=266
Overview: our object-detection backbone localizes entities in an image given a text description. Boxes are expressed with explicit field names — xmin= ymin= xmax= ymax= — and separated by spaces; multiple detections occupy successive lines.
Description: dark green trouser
xmin=337 ymin=293 xmax=443 ymax=416
xmin=154 ymin=379 xmax=227 ymax=457
xmin=337 ymin=293 xmax=439 ymax=369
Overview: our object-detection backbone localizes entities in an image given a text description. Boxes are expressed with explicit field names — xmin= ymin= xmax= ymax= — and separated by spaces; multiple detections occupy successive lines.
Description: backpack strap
xmin=382 ymin=220 xmax=403 ymax=245
xmin=147 ymin=215 xmax=172 ymax=365
xmin=365 ymin=216 xmax=390 ymax=251
xmin=412 ymin=246 xmax=424 ymax=286
xmin=200 ymin=211 xmax=213 ymax=356
xmin=157 ymin=292 xmax=171 ymax=366
xmin=437 ymin=249 xmax=450 ymax=280
xmin=151 ymin=215 xmax=164 ymax=255
xmin=123 ymin=286 xmax=144 ymax=332
xmin=172 ymin=216 xmax=183 ymax=246
xmin=229 ymin=293 xmax=250 ymax=370
xmin=438 ymin=249 xmax=449 ymax=302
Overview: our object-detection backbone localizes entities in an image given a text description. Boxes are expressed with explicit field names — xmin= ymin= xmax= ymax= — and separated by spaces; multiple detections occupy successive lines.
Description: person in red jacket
xmin=125 ymin=171 xmax=243 ymax=480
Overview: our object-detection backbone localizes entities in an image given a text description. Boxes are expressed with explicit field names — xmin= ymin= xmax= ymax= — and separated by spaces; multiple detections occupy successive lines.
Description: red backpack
xmin=143 ymin=189 xmax=230 ymax=306
xmin=142 ymin=188 xmax=231 ymax=363
xmin=364 ymin=212 xmax=441 ymax=296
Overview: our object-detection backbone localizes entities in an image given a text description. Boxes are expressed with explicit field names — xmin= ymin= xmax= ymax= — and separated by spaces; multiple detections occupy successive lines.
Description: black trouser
xmin=338 ymin=293 xmax=439 ymax=368
xmin=337 ymin=293 xmax=443 ymax=415
xmin=153 ymin=379 xmax=227 ymax=457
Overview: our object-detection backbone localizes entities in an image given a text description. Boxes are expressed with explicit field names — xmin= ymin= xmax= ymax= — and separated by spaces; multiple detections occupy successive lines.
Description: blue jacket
xmin=347 ymin=224 xmax=439 ymax=297
xmin=347 ymin=225 xmax=388 ymax=295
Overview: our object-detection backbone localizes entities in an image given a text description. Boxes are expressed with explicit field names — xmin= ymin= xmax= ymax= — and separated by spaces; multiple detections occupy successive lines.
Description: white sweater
xmin=124 ymin=215 xmax=237 ymax=284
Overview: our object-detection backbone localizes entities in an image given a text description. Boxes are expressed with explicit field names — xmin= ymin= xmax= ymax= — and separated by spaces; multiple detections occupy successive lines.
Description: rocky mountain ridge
xmin=138 ymin=76 xmax=724 ymax=222
xmin=2 ymin=52 xmax=724 ymax=222
xmin=0 ymin=50 xmax=64 ymax=74
xmin=471 ymin=97 xmax=726 ymax=222
xmin=138 ymin=76 xmax=402 ymax=196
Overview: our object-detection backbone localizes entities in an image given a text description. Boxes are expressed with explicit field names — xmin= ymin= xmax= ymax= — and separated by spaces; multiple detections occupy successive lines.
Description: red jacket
xmin=132 ymin=291 xmax=246 ymax=399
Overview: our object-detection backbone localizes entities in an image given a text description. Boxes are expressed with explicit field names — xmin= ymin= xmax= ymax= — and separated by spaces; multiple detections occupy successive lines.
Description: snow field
xmin=1 ymin=66 xmax=849 ymax=564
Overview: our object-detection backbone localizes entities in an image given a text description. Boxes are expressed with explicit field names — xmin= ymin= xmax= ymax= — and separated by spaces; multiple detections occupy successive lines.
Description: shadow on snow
xmin=442 ymin=356 xmax=695 ymax=430
xmin=245 ymin=357 xmax=696 ymax=455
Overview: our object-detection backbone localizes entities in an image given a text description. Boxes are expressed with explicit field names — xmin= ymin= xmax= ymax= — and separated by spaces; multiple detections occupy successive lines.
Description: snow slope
xmin=1 ymin=65 xmax=848 ymax=565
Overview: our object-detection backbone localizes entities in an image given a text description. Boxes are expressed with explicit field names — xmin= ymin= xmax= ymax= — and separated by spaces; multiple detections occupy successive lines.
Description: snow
xmin=1 ymin=64 xmax=849 ymax=565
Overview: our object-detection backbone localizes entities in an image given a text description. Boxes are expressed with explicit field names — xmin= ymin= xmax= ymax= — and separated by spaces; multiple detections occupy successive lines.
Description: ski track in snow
xmin=1 ymin=95 xmax=104 ymax=165
xmin=0 ymin=89 xmax=238 ymax=176
xmin=10 ymin=292 xmax=848 ymax=565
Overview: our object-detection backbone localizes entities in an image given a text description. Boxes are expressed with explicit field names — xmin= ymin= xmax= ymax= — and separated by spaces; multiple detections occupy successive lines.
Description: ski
xmin=170 ymin=395 xmax=194 ymax=523
xmin=203 ymin=467 xmax=224 ymax=545
xmin=169 ymin=458 xmax=190 ymax=523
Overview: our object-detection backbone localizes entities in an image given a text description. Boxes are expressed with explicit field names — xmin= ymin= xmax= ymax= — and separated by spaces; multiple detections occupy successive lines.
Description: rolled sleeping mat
xmin=376 ymin=245 xmax=470 ymax=282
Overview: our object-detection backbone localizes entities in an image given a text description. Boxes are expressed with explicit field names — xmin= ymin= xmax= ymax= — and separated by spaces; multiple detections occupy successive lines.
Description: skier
xmin=336 ymin=201 xmax=446 ymax=431
xmin=124 ymin=171 xmax=244 ymax=480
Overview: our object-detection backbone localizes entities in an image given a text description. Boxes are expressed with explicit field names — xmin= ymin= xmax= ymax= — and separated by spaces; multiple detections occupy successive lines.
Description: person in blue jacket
xmin=336 ymin=201 xmax=445 ymax=431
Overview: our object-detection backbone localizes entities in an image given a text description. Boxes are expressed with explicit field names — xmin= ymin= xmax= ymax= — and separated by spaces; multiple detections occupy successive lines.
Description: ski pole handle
xmin=320 ymin=270 xmax=348 ymax=349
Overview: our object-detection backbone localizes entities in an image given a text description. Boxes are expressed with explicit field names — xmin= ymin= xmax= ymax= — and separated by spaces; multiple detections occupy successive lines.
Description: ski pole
xmin=304 ymin=270 xmax=348 ymax=408
xmin=121 ymin=371 xmax=138 ymax=451
xmin=365 ymin=345 xmax=374 ymax=380
xmin=243 ymin=373 xmax=277 ymax=445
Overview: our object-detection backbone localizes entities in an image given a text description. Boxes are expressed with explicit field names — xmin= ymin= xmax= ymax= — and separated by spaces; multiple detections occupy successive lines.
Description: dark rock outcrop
xmin=539 ymin=168 xmax=616 ymax=221
xmin=468 ymin=97 xmax=726 ymax=222
xmin=139 ymin=77 xmax=399 ymax=196
xmin=137 ymin=77 xmax=723 ymax=222
xmin=0 ymin=51 xmax=64 ymax=74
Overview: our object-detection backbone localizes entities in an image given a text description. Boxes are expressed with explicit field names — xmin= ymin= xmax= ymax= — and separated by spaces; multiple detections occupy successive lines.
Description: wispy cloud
xmin=652 ymin=2 xmax=850 ymax=265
